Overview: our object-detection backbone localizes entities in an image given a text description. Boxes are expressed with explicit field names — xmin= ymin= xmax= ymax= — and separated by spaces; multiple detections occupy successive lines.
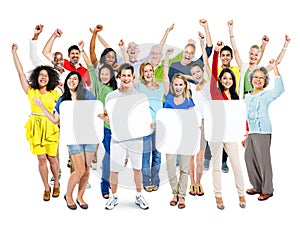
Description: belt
xmin=244 ymin=91 xmax=252 ymax=94
xmin=31 ymin=112 xmax=45 ymax=116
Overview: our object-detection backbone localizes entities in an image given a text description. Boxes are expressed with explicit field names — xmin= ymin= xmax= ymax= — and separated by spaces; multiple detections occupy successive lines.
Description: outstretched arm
xmin=227 ymin=20 xmax=242 ymax=70
xmin=89 ymin=26 xmax=110 ymax=48
xmin=199 ymin=32 xmax=211 ymax=78
xmin=42 ymin=29 xmax=63 ymax=62
xmin=159 ymin=23 xmax=175 ymax=46
xmin=12 ymin=44 xmax=29 ymax=94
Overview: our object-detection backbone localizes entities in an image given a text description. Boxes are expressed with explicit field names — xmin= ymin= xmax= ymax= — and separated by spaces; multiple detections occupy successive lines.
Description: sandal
xmin=178 ymin=197 xmax=185 ymax=209
xmin=239 ymin=196 xmax=246 ymax=208
xmin=170 ymin=195 xmax=178 ymax=206
xmin=258 ymin=193 xmax=273 ymax=201
xmin=102 ymin=193 xmax=110 ymax=199
xmin=189 ymin=185 xmax=196 ymax=196
xmin=216 ymin=197 xmax=225 ymax=210
xmin=144 ymin=186 xmax=153 ymax=192
xmin=196 ymin=185 xmax=204 ymax=196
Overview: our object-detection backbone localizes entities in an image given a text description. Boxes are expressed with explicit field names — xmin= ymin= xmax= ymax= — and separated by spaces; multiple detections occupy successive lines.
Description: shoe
xmin=239 ymin=196 xmax=246 ymax=208
xmin=102 ymin=193 xmax=110 ymax=199
xmin=246 ymin=188 xmax=261 ymax=195
xmin=216 ymin=197 xmax=225 ymax=210
xmin=204 ymin=159 xmax=210 ymax=170
xmin=67 ymin=159 xmax=72 ymax=168
xmin=221 ymin=162 xmax=229 ymax=173
xmin=43 ymin=188 xmax=51 ymax=201
xmin=64 ymin=195 xmax=77 ymax=210
xmin=196 ymin=185 xmax=204 ymax=196
xmin=170 ymin=195 xmax=178 ymax=206
xmin=52 ymin=183 xmax=60 ymax=197
xmin=189 ymin=185 xmax=196 ymax=196
xmin=86 ymin=182 xmax=91 ymax=189
xmin=258 ymin=193 xmax=273 ymax=201
xmin=144 ymin=186 xmax=153 ymax=192
xmin=135 ymin=195 xmax=149 ymax=210
xmin=151 ymin=185 xmax=159 ymax=191
xmin=50 ymin=174 xmax=61 ymax=185
xmin=177 ymin=197 xmax=185 ymax=209
xmin=91 ymin=162 xmax=97 ymax=170
xmin=105 ymin=196 xmax=118 ymax=210
xmin=76 ymin=198 xmax=88 ymax=209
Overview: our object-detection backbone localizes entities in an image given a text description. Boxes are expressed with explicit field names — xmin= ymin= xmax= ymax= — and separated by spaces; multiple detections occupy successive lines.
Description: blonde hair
xmin=170 ymin=73 xmax=191 ymax=98
xmin=139 ymin=62 xmax=159 ymax=88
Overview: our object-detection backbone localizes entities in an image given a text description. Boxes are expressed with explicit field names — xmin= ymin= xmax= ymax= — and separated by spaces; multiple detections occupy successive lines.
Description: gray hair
xmin=248 ymin=66 xmax=270 ymax=88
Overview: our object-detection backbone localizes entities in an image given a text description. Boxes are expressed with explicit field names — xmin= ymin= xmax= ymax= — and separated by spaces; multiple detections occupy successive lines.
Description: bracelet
xmin=81 ymin=50 xmax=84 ymax=53
xmin=230 ymin=36 xmax=234 ymax=38
xmin=282 ymin=48 xmax=287 ymax=50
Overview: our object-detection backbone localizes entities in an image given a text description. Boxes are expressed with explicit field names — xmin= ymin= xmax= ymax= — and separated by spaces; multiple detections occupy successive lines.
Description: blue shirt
xmin=244 ymin=76 xmax=284 ymax=134
xmin=55 ymin=90 xmax=96 ymax=114
xmin=164 ymin=92 xmax=195 ymax=109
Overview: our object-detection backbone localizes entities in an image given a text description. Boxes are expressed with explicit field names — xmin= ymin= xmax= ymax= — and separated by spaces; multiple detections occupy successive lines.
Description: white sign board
xmin=155 ymin=108 xmax=201 ymax=155
xmin=59 ymin=100 xmax=104 ymax=144
xmin=105 ymin=93 xmax=153 ymax=141
xmin=204 ymin=100 xmax=246 ymax=142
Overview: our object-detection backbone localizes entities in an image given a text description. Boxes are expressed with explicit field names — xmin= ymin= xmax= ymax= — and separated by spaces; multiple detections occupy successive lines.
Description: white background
xmin=1 ymin=0 xmax=299 ymax=228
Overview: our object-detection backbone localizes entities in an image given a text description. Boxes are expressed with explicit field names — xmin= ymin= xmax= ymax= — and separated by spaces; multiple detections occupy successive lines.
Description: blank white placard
xmin=59 ymin=100 xmax=104 ymax=144
xmin=155 ymin=108 xmax=201 ymax=155
xmin=203 ymin=100 xmax=246 ymax=142
xmin=105 ymin=93 xmax=153 ymax=141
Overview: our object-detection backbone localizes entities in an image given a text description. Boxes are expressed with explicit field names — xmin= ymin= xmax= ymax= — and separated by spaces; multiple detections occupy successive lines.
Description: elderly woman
xmin=242 ymin=59 xmax=285 ymax=201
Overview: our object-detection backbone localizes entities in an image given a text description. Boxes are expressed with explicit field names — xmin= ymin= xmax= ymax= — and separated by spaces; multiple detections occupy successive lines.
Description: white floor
xmin=2 ymin=139 xmax=298 ymax=229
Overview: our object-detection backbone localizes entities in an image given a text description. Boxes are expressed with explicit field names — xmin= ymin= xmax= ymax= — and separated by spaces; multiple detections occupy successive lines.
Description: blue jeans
xmin=142 ymin=131 xmax=161 ymax=187
xmin=101 ymin=127 xmax=111 ymax=195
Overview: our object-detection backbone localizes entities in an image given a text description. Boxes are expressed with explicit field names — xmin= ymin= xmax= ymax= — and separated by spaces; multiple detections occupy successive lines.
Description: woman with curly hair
xmin=12 ymin=43 xmax=61 ymax=202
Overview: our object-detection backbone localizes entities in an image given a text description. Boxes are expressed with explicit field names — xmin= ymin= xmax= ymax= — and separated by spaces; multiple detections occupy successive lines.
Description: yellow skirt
xmin=24 ymin=115 xmax=59 ymax=156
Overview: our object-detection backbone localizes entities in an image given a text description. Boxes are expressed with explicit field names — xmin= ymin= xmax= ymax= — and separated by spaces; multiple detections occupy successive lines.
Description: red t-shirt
xmin=63 ymin=59 xmax=91 ymax=88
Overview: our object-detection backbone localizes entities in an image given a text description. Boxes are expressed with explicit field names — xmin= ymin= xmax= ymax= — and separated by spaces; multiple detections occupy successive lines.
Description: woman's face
xmin=104 ymin=51 xmax=116 ymax=66
xmin=251 ymin=70 xmax=265 ymax=90
xmin=248 ymin=47 xmax=260 ymax=65
xmin=142 ymin=64 xmax=154 ymax=83
xmin=190 ymin=65 xmax=204 ymax=83
xmin=172 ymin=78 xmax=186 ymax=96
xmin=220 ymin=72 xmax=233 ymax=90
xmin=38 ymin=69 xmax=49 ymax=88
xmin=67 ymin=74 xmax=79 ymax=91
xmin=99 ymin=67 xmax=111 ymax=84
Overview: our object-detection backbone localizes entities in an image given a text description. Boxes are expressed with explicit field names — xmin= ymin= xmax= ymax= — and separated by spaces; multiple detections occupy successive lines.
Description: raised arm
xmin=89 ymin=26 xmax=110 ymax=48
xmin=266 ymin=34 xmax=290 ymax=72
xmin=257 ymin=35 xmax=269 ymax=64
xmin=12 ymin=44 xmax=29 ymax=94
xmin=199 ymin=32 xmax=211 ymax=78
xmin=159 ymin=23 xmax=175 ymax=46
xmin=163 ymin=48 xmax=173 ymax=95
xmin=89 ymin=25 xmax=104 ymax=65
xmin=119 ymin=39 xmax=129 ymax=63
xmin=30 ymin=24 xmax=45 ymax=66
xmin=42 ymin=29 xmax=63 ymax=62
xmin=227 ymin=20 xmax=242 ymax=70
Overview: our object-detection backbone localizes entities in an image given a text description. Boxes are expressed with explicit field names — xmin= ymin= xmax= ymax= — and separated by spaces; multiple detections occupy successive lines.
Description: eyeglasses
xmin=184 ymin=51 xmax=195 ymax=56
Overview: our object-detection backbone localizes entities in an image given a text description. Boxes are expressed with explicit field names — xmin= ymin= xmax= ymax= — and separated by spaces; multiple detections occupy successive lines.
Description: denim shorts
xmin=67 ymin=144 xmax=98 ymax=155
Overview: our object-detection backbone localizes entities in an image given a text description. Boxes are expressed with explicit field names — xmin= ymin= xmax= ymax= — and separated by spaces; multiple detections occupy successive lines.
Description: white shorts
xmin=110 ymin=137 xmax=143 ymax=172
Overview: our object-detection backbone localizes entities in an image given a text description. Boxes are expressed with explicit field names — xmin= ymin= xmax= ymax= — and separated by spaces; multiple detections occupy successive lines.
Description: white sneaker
xmin=105 ymin=196 xmax=118 ymax=210
xmin=86 ymin=182 xmax=91 ymax=189
xmin=135 ymin=195 xmax=149 ymax=210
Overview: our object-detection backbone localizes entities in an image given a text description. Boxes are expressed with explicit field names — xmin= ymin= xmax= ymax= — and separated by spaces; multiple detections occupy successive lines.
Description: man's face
xmin=52 ymin=53 xmax=64 ymax=71
xmin=150 ymin=46 xmax=163 ymax=66
xmin=220 ymin=50 xmax=232 ymax=67
xmin=127 ymin=43 xmax=139 ymax=61
xmin=68 ymin=49 xmax=81 ymax=65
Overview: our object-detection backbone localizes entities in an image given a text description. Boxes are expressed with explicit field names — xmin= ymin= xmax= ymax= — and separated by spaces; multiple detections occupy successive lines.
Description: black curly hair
xmin=28 ymin=65 xmax=59 ymax=90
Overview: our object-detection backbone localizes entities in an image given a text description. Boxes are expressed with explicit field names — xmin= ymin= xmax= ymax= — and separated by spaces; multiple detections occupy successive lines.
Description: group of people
xmin=12 ymin=19 xmax=289 ymax=210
